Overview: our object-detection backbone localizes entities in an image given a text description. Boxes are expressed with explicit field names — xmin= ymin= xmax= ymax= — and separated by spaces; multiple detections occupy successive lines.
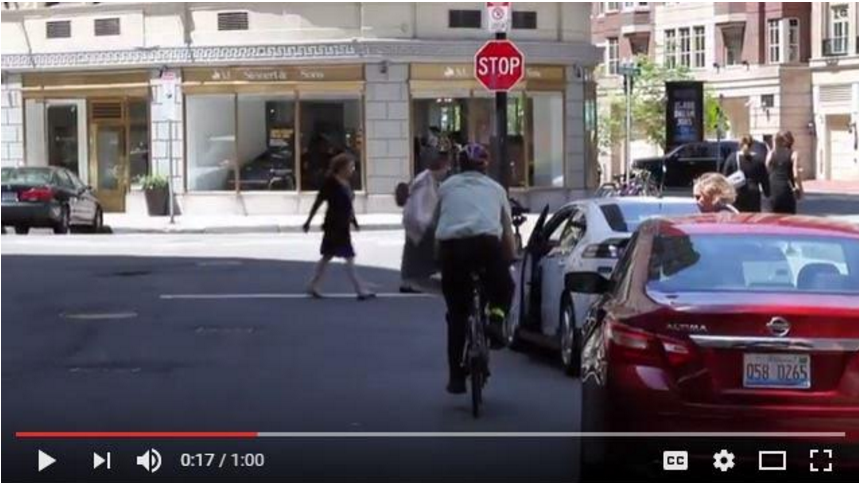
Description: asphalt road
xmin=2 ymin=232 xmax=582 ymax=482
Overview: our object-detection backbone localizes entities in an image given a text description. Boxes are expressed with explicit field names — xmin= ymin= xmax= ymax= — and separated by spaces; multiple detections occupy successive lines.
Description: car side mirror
xmin=565 ymin=272 xmax=613 ymax=295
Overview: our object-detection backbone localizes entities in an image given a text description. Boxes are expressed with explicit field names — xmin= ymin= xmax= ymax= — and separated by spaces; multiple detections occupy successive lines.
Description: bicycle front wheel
xmin=470 ymin=356 xmax=483 ymax=418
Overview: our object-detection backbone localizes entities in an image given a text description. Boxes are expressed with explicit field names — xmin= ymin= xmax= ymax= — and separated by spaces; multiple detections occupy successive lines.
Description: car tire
xmin=14 ymin=226 xmax=30 ymax=235
xmin=53 ymin=206 xmax=70 ymax=235
xmin=560 ymin=295 xmax=580 ymax=377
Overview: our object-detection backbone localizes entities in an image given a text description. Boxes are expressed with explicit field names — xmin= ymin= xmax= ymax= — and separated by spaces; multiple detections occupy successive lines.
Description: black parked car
xmin=1 ymin=167 xmax=103 ymax=235
xmin=633 ymin=139 xmax=769 ymax=189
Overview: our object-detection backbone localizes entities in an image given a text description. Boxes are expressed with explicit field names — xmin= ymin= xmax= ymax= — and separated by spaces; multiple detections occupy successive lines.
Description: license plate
xmin=743 ymin=353 xmax=810 ymax=389
xmin=2 ymin=191 xmax=16 ymax=202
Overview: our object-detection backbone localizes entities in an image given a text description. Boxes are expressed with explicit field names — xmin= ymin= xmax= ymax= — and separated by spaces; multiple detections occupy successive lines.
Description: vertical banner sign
xmin=157 ymin=71 xmax=179 ymax=122
xmin=486 ymin=2 xmax=511 ymax=33
xmin=665 ymin=81 xmax=704 ymax=152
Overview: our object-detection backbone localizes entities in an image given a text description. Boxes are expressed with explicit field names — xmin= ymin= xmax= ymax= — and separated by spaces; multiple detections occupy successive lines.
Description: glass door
xmin=92 ymin=123 xmax=126 ymax=212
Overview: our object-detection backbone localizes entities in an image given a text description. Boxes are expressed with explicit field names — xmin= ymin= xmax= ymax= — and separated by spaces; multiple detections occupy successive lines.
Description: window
xmin=187 ymin=95 xmax=236 ymax=191
xmin=768 ymin=19 xmax=781 ymax=63
xmin=829 ymin=4 xmax=849 ymax=55
xmin=605 ymin=2 xmax=620 ymax=12
xmin=47 ymin=105 xmax=79 ymax=175
xmin=529 ymin=93 xmax=565 ymax=188
xmin=94 ymin=17 xmax=120 ymax=36
xmin=723 ymin=26 xmax=744 ymax=65
xmin=607 ymin=38 xmax=619 ymax=75
xmin=679 ymin=27 xmax=691 ymax=68
xmin=217 ymin=11 xmax=248 ymax=31
xmin=300 ymin=96 xmax=362 ymax=191
xmin=630 ymin=36 xmax=649 ymax=56
xmin=622 ymin=2 xmax=648 ymax=10
xmin=600 ymin=202 xmax=699 ymax=233
xmin=761 ymin=94 xmax=775 ymax=109
xmin=664 ymin=29 xmax=677 ymax=68
xmin=512 ymin=11 xmax=537 ymax=30
xmin=448 ymin=9 xmax=481 ymax=29
xmin=694 ymin=26 xmax=706 ymax=68
xmin=46 ymin=20 xmax=70 ymax=39
xmin=787 ymin=18 xmax=800 ymax=62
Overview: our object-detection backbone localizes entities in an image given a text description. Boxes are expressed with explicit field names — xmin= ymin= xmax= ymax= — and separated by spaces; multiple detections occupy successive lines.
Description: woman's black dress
xmin=768 ymin=149 xmax=797 ymax=214
xmin=316 ymin=176 xmax=357 ymax=258
xmin=722 ymin=152 xmax=770 ymax=213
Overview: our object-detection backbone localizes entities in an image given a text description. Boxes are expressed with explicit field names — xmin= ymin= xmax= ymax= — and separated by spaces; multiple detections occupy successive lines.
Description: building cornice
xmin=1 ymin=39 xmax=602 ymax=72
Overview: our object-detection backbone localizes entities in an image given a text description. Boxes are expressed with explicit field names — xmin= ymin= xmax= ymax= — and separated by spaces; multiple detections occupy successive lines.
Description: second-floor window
xmin=829 ymin=4 xmax=849 ymax=55
xmin=679 ymin=27 xmax=691 ymax=68
xmin=768 ymin=19 xmax=781 ymax=63
xmin=606 ymin=2 xmax=621 ymax=13
xmin=607 ymin=37 xmax=619 ymax=75
xmin=664 ymin=29 xmax=677 ymax=68
xmin=787 ymin=18 xmax=800 ymax=62
xmin=622 ymin=2 xmax=648 ymax=10
xmin=512 ymin=11 xmax=537 ymax=30
xmin=217 ymin=12 xmax=248 ymax=31
xmin=723 ymin=27 xmax=744 ymax=66
xmin=449 ymin=9 xmax=481 ymax=29
xmin=46 ymin=20 xmax=71 ymax=39
xmin=94 ymin=18 xmax=120 ymax=37
xmin=694 ymin=26 xmax=706 ymax=68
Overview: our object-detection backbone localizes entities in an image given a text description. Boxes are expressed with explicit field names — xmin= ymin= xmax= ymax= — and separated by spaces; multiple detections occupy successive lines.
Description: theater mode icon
xmin=663 ymin=450 xmax=689 ymax=471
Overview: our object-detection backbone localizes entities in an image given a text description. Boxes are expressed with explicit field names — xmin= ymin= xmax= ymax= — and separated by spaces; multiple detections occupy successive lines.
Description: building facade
xmin=592 ymin=2 xmax=859 ymax=183
xmin=1 ymin=2 xmax=600 ymax=214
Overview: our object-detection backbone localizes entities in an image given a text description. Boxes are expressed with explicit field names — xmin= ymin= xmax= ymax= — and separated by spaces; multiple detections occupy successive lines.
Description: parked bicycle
xmin=596 ymin=169 xmax=661 ymax=198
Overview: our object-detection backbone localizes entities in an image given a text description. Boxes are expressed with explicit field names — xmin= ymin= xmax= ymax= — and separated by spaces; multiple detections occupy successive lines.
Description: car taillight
xmin=606 ymin=319 xmax=695 ymax=368
xmin=582 ymin=238 xmax=626 ymax=259
xmin=19 ymin=186 xmax=54 ymax=202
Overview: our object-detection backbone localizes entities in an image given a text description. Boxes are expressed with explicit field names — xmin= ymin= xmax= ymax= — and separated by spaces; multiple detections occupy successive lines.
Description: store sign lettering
xmin=299 ymin=70 xmax=325 ymax=80
xmin=443 ymin=66 xmax=470 ymax=79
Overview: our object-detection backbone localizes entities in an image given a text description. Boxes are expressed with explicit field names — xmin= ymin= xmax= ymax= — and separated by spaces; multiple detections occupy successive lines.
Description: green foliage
xmin=598 ymin=56 xmax=727 ymax=153
xmin=136 ymin=174 xmax=168 ymax=190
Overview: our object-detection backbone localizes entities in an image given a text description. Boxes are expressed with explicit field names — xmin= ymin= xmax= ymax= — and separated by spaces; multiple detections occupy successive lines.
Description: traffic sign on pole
xmin=486 ymin=2 xmax=511 ymax=33
xmin=474 ymin=40 xmax=525 ymax=92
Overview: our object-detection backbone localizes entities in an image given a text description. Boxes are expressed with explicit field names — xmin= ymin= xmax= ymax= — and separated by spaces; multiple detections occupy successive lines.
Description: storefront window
xmin=299 ymin=96 xmax=363 ymax=191
xmin=47 ymin=105 xmax=79 ymax=175
xmin=236 ymin=95 xmax=296 ymax=191
xmin=187 ymin=95 xmax=236 ymax=191
xmin=529 ymin=93 xmax=565 ymax=187
xmin=128 ymin=100 xmax=149 ymax=183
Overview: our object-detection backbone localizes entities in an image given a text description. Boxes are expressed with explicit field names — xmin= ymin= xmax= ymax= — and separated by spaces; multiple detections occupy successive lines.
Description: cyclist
xmin=435 ymin=143 xmax=516 ymax=394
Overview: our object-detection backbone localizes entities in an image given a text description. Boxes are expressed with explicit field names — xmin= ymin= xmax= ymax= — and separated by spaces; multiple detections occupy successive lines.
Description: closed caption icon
xmin=663 ymin=450 xmax=689 ymax=471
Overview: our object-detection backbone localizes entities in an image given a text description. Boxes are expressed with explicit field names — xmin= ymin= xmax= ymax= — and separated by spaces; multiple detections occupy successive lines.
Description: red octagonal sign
xmin=474 ymin=40 xmax=525 ymax=92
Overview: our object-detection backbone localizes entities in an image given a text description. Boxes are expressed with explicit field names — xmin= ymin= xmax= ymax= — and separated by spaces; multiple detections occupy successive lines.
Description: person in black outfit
xmin=767 ymin=131 xmax=804 ymax=214
xmin=721 ymin=135 xmax=770 ymax=212
xmin=303 ymin=152 xmax=375 ymax=300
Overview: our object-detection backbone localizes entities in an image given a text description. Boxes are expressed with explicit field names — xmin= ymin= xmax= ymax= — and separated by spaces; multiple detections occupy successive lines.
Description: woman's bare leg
xmin=308 ymin=256 xmax=333 ymax=295
xmin=344 ymin=257 xmax=371 ymax=296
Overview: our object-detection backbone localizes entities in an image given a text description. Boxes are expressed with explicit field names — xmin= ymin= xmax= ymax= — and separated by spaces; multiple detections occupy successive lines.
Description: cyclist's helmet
xmin=458 ymin=142 xmax=490 ymax=172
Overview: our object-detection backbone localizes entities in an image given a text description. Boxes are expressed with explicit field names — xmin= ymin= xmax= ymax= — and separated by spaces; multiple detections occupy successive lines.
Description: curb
xmin=107 ymin=223 xmax=405 ymax=235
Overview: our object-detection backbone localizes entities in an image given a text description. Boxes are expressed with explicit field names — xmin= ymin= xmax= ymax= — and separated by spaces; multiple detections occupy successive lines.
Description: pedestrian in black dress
xmin=303 ymin=153 xmax=375 ymax=300
xmin=721 ymin=135 xmax=770 ymax=212
xmin=766 ymin=131 xmax=804 ymax=214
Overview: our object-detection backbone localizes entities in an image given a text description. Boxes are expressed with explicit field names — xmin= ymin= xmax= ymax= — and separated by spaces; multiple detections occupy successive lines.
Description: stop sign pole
xmin=495 ymin=29 xmax=510 ymax=191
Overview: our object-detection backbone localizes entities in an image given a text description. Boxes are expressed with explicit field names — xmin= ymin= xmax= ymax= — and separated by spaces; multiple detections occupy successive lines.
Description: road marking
xmin=61 ymin=311 xmax=138 ymax=320
xmin=160 ymin=293 xmax=435 ymax=300
xmin=195 ymin=260 xmax=244 ymax=267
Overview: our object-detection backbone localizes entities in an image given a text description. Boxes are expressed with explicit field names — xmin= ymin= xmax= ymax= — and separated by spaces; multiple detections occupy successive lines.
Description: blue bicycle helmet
xmin=458 ymin=142 xmax=490 ymax=172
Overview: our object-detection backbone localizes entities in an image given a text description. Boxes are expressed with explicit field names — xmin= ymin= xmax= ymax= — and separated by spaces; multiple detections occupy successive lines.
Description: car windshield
xmin=600 ymin=202 xmax=699 ymax=232
xmin=1 ymin=168 xmax=53 ymax=185
xmin=647 ymin=233 xmax=859 ymax=294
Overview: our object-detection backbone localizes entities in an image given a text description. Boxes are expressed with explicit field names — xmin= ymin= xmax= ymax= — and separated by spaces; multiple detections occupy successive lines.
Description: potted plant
xmin=138 ymin=174 xmax=169 ymax=216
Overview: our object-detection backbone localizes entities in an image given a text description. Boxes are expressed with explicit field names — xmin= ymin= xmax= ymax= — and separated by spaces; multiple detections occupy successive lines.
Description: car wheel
xmin=53 ymin=206 xmax=70 ymax=235
xmin=91 ymin=207 xmax=104 ymax=233
xmin=560 ymin=296 xmax=580 ymax=377
xmin=14 ymin=226 xmax=30 ymax=235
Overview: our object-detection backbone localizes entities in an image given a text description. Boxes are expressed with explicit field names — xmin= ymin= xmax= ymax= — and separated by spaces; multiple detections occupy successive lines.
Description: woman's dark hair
xmin=740 ymin=135 xmax=754 ymax=149
xmin=775 ymin=131 xmax=794 ymax=150
xmin=328 ymin=152 xmax=355 ymax=177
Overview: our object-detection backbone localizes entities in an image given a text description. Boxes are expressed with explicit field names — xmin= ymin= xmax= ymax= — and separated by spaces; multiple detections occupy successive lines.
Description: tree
xmin=598 ymin=56 xmax=725 ymax=154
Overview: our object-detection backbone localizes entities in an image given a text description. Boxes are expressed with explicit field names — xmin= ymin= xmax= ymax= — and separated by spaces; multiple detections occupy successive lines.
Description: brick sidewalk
xmin=803 ymin=180 xmax=859 ymax=195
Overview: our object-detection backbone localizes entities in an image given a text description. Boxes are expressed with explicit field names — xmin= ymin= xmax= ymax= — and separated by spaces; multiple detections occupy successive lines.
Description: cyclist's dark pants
xmin=439 ymin=235 xmax=514 ymax=378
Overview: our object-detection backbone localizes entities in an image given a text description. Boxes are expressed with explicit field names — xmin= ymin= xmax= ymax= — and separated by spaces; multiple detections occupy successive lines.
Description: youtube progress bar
xmin=15 ymin=431 xmax=849 ymax=438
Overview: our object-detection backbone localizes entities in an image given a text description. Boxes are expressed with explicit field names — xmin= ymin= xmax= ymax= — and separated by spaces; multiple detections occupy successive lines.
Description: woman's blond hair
xmin=694 ymin=172 xmax=736 ymax=204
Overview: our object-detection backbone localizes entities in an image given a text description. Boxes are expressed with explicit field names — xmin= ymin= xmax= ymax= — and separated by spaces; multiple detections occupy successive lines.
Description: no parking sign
xmin=486 ymin=2 xmax=511 ymax=33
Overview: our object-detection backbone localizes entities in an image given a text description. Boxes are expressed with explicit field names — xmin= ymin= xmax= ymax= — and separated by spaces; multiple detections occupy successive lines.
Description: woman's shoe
xmin=306 ymin=288 xmax=323 ymax=299
xmin=357 ymin=292 xmax=377 ymax=301
xmin=399 ymin=285 xmax=421 ymax=294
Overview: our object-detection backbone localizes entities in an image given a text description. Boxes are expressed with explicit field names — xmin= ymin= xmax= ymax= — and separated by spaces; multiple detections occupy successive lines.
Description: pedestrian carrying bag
xmin=395 ymin=182 xmax=410 ymax=207
xmin=727 ymin=153 xmax=747 ymax=189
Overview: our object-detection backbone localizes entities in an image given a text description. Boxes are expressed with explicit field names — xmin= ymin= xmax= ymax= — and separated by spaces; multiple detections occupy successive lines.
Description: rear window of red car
xmin=647 ymin=234 xmax=859 ymax=295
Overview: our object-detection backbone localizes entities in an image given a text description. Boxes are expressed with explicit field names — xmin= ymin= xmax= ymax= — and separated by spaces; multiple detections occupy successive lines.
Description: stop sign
xmin=474 ymin=40 xmax=525 ymax=92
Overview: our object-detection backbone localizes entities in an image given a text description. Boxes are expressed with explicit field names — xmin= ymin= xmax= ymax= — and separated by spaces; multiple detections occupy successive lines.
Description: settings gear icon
xmin=713 ymin=449 xmax=736 ymax=472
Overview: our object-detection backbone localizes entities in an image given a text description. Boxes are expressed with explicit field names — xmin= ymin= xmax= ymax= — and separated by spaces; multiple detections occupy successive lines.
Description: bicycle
xmin=463 ymin=271 xmax=490 ymax=418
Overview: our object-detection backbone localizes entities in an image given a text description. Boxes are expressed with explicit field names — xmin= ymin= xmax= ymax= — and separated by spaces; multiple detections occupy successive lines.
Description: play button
xmin=38 ymin=450 xmax=56 ymax=472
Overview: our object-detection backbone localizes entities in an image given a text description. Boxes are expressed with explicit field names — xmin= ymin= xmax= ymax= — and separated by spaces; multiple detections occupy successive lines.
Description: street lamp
xmin=618 ymin=60 xmax=640 ymax=181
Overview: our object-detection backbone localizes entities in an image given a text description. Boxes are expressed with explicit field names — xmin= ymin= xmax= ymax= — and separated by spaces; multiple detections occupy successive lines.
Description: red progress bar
xmin=16 ymin=432 xmax=258 ymax=439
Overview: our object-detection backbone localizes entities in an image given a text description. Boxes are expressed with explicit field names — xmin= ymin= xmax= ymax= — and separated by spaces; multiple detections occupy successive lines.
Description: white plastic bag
xmin=403 ymin=170 xmax=439 ymax=244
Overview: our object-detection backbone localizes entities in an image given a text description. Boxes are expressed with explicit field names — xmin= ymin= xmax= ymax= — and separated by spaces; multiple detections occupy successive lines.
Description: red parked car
xmin=571 ymin=214 xmax=859 ymax=476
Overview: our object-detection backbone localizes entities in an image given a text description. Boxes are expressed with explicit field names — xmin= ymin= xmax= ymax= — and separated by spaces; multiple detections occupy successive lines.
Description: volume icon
xmin=136 ymin=449 xmax=162 ymax=473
